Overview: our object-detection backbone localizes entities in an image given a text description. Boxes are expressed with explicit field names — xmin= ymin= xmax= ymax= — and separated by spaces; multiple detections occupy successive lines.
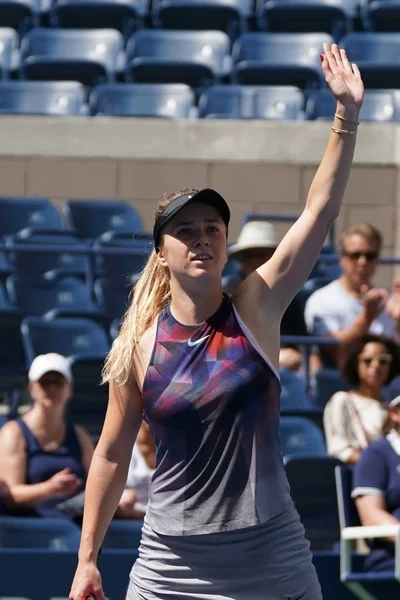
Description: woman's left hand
xmin=321 ymin=43 xmax=364 ymax=112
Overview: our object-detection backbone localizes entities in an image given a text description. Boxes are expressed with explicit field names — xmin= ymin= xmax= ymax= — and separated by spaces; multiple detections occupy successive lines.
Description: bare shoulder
xmin=0 ymin=420 xmax=25 ymax=451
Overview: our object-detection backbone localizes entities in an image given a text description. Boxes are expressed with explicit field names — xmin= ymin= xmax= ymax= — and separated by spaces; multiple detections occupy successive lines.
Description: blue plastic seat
xmin=280 ymin=415 xmax=326 ymax=459
xmin=20 ymin=28 xmax=125 ymax=86
xmin=102 ymin=519 xmax=143 ymax=549
xmin=341 ymin=32 xmax=400 ymax=89
xmin=280 ymin=367 xmax=311 ymax=410
xmin=6 ymin=231 xmax=91 ymax=279
xmin=90 ymin=83 xmax=196 ymax=118
xmin=312 ymin=367 xmax=350 ymax=408
xmin=50 ymin=0 xmax=147 ymax=42
xmin=93 ymin=276 xmax=134 ymax=321
xmin=6 ymin=274 xmax=104 ymax=322
xmin=21 ymin=316 xmax=110 ymax=434
xmin=364 ymin=0 xmax=400 ymax=32
xmin=126 ymin=29 xmax=232 ymax=88
xmin=0 ymin=81 xmax=87 ymax=115
xmin=0 ymin=28 xmax=19 ymax=79
xmin=311 ymin=87 xmax=400 ymax=121
xmin=285 ymin=455 xmax=342 ymax=550
xmin=0 ymin=196 xmax=63 ymax=237
xmin=257 ymin=0 xmax=358 ymax=41
xmin=93 ymin=233 xmax=152 ymax=278
xmin=0 ymin=281 xmax=26 ymax=399
xmin=0 ymin=0 xmax=40 ymax=37
xmin=232 ymin=32 xmax=332 ymax=89
xmin=152 ymin=0 xmax=252 ymax=40
xmin=199 ymin=84 xmax=306 ymax=119
xmin=0 ymin=516 xmax=81 ymax=549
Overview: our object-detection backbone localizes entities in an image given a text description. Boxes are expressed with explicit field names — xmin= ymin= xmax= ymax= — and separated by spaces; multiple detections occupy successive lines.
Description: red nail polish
xmin=320 ymin=54 xmax=324 ymax=62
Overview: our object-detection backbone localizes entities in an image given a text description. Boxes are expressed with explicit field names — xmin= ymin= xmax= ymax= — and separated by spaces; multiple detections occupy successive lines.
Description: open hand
xmin=321 ymin=43 xmax=364 ymax=111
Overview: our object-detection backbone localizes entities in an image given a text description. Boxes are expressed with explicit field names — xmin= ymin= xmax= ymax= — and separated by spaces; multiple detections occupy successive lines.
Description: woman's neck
xmin=356 ymin=384 xmax=382 ymax=401
xmin=169 ymin=283 xmax=223 ymax=326
xmin=25 ymin=404 xmax=65 ymax=432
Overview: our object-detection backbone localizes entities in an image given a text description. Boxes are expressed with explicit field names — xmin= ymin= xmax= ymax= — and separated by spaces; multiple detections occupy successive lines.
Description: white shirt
xmin=126 ymin=444 xmax=155 ymax=512
xmin=305 ymin=279 xmax=397 ymax=338
xmin=323 ymin=391 xmax=388 ymax=462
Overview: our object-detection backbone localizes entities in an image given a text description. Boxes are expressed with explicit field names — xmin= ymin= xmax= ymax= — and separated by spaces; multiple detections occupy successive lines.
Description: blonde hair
xmin=102 ymin=188 xmax=200 ymax=385
xmin=339 ymin=223 xmax=382 ymax=254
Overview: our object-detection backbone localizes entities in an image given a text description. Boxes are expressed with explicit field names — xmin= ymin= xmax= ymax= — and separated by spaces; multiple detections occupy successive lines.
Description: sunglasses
xmin=358 ymin=354 xmax=393 ymax=367
xmin=342 ymin=251 xmax=379 ymax=261
xmin=39 ymin=377 xmax=67 ymax=387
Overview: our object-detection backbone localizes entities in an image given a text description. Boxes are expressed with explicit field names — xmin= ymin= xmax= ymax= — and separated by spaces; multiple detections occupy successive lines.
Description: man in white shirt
xmin=305 ymin=223 xmax=400 ymax=363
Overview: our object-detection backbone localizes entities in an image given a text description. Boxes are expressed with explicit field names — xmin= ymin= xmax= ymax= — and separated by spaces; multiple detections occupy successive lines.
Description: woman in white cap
xmin=70 ymin=43 xmax=363 ymax=600
xmin=352 ymin=395 xmax=400 ymax=573
xmin=0 ymin=353 xmax=94 ymax=520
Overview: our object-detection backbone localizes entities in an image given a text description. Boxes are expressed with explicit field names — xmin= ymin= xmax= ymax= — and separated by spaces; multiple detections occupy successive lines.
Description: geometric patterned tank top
xmin=142 ymin=294 xmax=292 ymax=536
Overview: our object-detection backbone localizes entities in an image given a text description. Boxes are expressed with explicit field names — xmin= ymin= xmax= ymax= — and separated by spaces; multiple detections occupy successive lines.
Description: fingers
xmin=340 ymin=48 xmax=353 ymax=73
xmin=352 ymin=61 xmax=361 ymax=80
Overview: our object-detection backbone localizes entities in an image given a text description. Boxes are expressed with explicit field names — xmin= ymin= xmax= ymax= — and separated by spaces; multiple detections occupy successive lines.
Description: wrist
xmin=335 ymin=102 xmax=360 ymax=123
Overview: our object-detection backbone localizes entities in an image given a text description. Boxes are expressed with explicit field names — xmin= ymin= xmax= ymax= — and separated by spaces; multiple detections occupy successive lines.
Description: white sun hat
xmin=28 ymin=353 xmax=73 ymax=384
xmin=228 ymin=220 xmax=279 ymax=257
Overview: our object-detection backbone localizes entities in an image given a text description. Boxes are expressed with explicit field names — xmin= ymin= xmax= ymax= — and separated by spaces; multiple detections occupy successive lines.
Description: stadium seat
xmin=310 ymin=87 xmax=400 ymax=121
xmin=312 ymin=367 xmax=350 ymax=408
xmin=93 ymin=276 xmax=134 ymax=321
xmin=285 ymin=455 xmax=342 ymax=550
xmin=232 ymin=32 xmax=332 ymax=89
xmin=0 ymin=81 xmax=87 ymax=116
xmin=50 ymin=0 xmax=147 ymax=42
xmin=90 ymin=83 xmax=196 ymax=118
xmin=257 ymin=0 xmax=358 ymax=41
xmin=20 ymin=28 xmax=125 ymax=86
xmin=63 ymin=199 xmax=144 ymax=240
xmin=126 ymin=29 xmax=232 ymax=88
xmin=6 ymin=274 xmax=105 ymax=323
xmin=341 ymin=33 xmax=400 ymax=89
xmin=93 ymin=233 xmax=152 ymax=278
xmin=280 ymin=416 xmax=326 ymax=459
xmin=6 ymin=231 xmax=91 ymax=280
xmin=0 ymin=516 xmax=81 ymax=549
xmin=280 ymin=367 xmax=311 ymax=410
xmin=364 ymin=0 xmax=400 ymax=32
xmin=21 ymin=316 xmax=110 ymax=434
xmin=102 ymin=519 xmax=143 ymax=549
xmin=198 ymin=84 xmax=306 ymax=119
xmin=0 ymin=0 xmax=39 ymax=37
xmin=152 ymin=0 xmax=252 ymax=40
xmin=0 ymin=281 xmax=26 ymax=403
xmin=0 ymin=196 xmax=63 ymax=237
xmin=0 ymin=28 xmax=19 ymax=79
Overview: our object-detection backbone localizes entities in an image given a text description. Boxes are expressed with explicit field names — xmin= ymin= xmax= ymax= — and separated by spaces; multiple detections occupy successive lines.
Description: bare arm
xmin=0 ymin=421 xmax=56 ymax=506
xmin=77 ymin=374 xmax=143 ymax=565
xmin=356 ymin=495 xmax=400 ymax=543
xmin=240 ymin=44 xmax=364 ymax=318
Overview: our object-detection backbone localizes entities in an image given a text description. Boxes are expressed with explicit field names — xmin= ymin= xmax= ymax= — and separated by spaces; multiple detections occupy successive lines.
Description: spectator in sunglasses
xmin=324 ymin=334 xmax=400 ymax=463
xmin=0 ymin=353 xmax=93 ymax=520
xmin=305 ymin=223 xmax=400 ymax=365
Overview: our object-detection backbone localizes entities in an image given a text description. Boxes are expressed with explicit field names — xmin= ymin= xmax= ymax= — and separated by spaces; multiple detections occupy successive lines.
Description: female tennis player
xmin=69 ymin=42 xmax=364 ymax=600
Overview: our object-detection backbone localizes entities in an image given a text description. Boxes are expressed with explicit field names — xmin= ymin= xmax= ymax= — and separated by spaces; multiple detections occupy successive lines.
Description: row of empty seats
xmin=4 ymin=29 xmax=400 ymax=91
xmin=0 ymin=81 xmax=398 ymax=120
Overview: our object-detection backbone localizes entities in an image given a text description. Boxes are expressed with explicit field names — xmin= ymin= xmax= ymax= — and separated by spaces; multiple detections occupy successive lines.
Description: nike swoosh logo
xmin=187 ymin=335 xmax=210 ymax=347
xmin=287 ymin=593 xmax=306 ymax=600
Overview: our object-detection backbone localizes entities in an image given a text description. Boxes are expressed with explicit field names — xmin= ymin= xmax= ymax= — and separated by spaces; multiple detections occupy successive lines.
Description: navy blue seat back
xmin=232 ymin=32 xmax=332 ymax=88
xmin=20 ymin=28 xmax=125 ymax=86
xmin=90 ymin=83 xmax=195 ymax=118
xmin=94 ymin=235 xmax=152 ymax=278
xmin=102 ymin=519 xmax=143 ymax=549
xmin=280 ymin=415 xmax=326 ymax=459
xmin=280 ymin=367 xmax=311 ymax=410
xmin=7 ymin=274 xmax=96 ymax=316
xmin=93 ymin=276 xmax=133 ymax=320
xmin=0 ymin=516 xmax=81 ymax=549
xmin=0 ymin=0 xmax=39 ymax=37
xmin=199 ymin=84 xmax=305 ymax=119
xmin=64 ymin=199 xmax=144 ymax=239
xmin=285 ymin=455 xmax=342 ymax=549
xmin=313 ymin=367 xmax=350 ymax=408
xmin=0 ymin=27 xmax=19 ymax=78
xmin=312 ymin=87 xmax=399 ymax=121
xmin=0 ymin=81 xmax=86 ymax=116
xmin=126 ymin=29 xmax=231 ymax=88
xmin=152 ymin=0 xmax=252 ymax=40
xmin=21 ymin=316 xmax=110 ymax=363
xmin=335 ymin=464 xmax=360 ymax=530
xmin=0 ymin=196 xmax=63 ymax=237
xmin=342 ymin=33 xmax=400 ymax=89
xmin=366 ymin=0 xmax=400 ymax=32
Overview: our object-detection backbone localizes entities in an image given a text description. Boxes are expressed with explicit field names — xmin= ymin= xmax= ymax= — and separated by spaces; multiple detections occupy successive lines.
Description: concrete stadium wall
xmin=0 ymin=116 xmax=397 ymax=286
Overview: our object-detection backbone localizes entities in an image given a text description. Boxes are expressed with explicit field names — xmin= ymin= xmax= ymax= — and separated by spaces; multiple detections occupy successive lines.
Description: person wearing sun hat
xmin=0 ymin=353 xmax=94 ymax=520
xmin=351 ymin=394 xmax=400 ymax=573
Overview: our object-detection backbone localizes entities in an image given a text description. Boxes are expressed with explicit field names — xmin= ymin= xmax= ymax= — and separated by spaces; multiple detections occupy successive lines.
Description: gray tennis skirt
xmin=127 ymin=501 xmax=323 ymax=600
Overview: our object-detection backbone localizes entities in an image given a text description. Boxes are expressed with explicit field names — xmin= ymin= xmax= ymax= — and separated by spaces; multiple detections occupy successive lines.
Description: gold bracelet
xmin=334 ymin=112 xmax=359 ymax=126
xmin=331 ymin=126 xmax=358 ymax=135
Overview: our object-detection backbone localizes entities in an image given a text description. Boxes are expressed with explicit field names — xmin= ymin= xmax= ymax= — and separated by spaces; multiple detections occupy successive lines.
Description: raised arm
xmin=69 ymin=374 xmax=143 ymax=600
xmin=250 ymin=43 xmax=364 ymax=317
